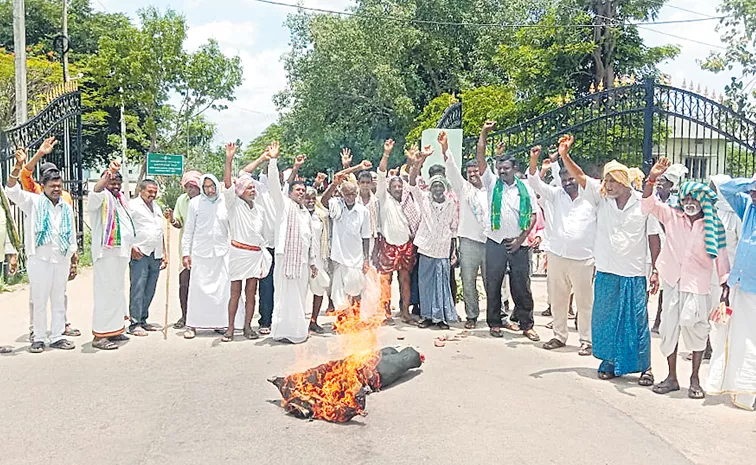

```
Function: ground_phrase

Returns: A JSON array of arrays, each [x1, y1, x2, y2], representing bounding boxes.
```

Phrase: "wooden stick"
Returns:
[[163, 219, 171, 340]]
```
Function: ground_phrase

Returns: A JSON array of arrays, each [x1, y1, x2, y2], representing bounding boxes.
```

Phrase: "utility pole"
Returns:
[[62, 0, 69, 82], [13, 0, 28, 125]]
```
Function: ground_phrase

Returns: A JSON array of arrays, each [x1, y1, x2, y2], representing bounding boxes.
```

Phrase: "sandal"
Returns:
[[578, 344, 593, 356], [464, 320, 476, 329], [598, 371, 617, 380], [688, 386, 706, 399], [652, 380, 680, 395], [92, 338, 118, 350], [489, 328, 504, 338], [110, 334, 130, 342], [259, 327, 271, 335], [244, 327, 260, 340], [437, 322, 450, 330], [50, 339, 75, 350], [183, 328, 196, 339], [502, 321, 520, 332], [142, 323, 162, 332], [0, 346, 12, 354], [638, 371, 655, 387], [173, 318, 186, 329], [542, 338, 566, 350], [129, 327, 148, 337], [221, 332, 234, 343], [63, 325, 81, 337], [523, 329, 541, 342], [418, 319, 433, 329], [400, 318, 418, 326], [29, 341, 45, 353], [308, 323, 325, 335]]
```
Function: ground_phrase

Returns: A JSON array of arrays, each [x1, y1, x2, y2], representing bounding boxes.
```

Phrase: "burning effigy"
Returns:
[[268, 270, 424, 423], [268, 346, 424, 422]]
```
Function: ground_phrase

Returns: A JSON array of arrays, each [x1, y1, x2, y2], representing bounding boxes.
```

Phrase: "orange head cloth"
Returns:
[[601, 159, 630, 196], [627, 167, 645, 191], [181, 170, 202, 189]]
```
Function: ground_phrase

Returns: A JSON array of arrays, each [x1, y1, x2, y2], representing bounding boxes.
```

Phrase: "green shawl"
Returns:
[[491, 177, 532, 232]]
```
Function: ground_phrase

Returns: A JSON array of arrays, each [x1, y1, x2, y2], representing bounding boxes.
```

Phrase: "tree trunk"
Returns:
[[590, 0, 617, 89]]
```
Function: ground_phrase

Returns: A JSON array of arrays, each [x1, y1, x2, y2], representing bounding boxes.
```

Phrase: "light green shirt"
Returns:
[[174, 193, 190, 256]]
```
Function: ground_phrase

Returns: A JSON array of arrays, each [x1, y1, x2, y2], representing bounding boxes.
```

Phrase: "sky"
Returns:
[[93, 0, 735, 147]]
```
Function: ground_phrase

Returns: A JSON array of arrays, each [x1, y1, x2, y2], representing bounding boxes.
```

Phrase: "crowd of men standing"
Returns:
[[2, 121, 756, 411]]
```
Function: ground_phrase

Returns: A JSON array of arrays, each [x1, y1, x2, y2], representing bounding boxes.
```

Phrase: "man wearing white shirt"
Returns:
[[477, 121, 540, 342], [88, 163, 136, 351], [127, 179, 167, 337], [6, 150, 78, 353], [527, 141, 597, 355], [443, 136, 489, 329], [560, 138, 661, 386], [321, 175, 371, 308]]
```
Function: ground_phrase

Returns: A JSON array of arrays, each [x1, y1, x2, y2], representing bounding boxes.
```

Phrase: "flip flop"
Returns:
[[221, 332, 234, 342], [464, 320, 476, 329], [489, 328, 504, 338], [688, 387, 706, 399], [183, 328, 196, 339], [92, 338, 118, 350], [598, 371, 617, 380], [652, 381, 680, 395], [542, 338, 566, 350], [638, 371, 655, 387], [259, 327, 271, 335]]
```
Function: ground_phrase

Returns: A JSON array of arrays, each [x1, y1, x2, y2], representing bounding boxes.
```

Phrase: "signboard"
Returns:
[[146, 153, 184, 177], [420, 129, 463, 180]]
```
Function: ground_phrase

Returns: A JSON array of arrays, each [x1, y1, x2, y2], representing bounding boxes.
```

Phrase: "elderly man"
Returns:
[[266, 142, 317, 344], [321, 172, 372, 309], [527, 138, 597, 355], [706, 173, 756, 410], [128, 179, 167, 337], [221, 143, 272, 341], [7, 149, 78, 353], [165, 170, 202, 329], [88, 162, 135, 350], [642, 157, 730, 400], [375, 139, 421, 325], [182, 173, 243, 339], [560, 146, 661, 385], [476, 121, 540, 342]]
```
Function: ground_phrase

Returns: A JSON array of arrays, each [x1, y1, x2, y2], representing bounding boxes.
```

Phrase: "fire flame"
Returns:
[[274, 269, 389, 422]]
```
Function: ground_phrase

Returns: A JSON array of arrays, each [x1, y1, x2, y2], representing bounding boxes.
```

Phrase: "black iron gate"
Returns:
[[1, 83, 85, 253], [465, 79, 756, 180]]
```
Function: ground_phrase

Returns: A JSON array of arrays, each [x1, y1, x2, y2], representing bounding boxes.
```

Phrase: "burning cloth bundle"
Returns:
[[269, 347, 423, 422]]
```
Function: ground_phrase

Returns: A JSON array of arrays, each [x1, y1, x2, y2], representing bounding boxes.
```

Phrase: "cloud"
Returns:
[[185, 21, 260, 51]]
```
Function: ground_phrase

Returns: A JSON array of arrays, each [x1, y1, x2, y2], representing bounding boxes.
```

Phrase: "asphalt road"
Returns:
[[1, 230, 754, 465]]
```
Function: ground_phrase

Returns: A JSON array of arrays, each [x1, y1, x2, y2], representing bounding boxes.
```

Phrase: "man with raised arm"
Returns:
[[559, 137, 661, 386], [7, 148, 78, 353], [267, 142, 317, 344], [88, 161, 135, 350], [220, 143, 273, 342], [476, 121, 540, 342], [374, 139, 421, 325], [527, 138, 597, 355]]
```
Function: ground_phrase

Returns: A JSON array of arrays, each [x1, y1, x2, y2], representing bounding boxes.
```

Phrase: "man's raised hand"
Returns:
[[383, 139, 395, 155], [558, 135, 575, 158], [360, 160, 373, 170], [495, 141, 506, 157], [438, 131, 449, 152], [648, 156, 671, 182], [39, 136, 58, 155], [482, 120, 496, 134], [268, 142, 280, 159], [225, 142, 237, 160], [530, 145, 543, 161], [294, 154, 307, 168], [14, 148, 28, 166], [341, 148, 352, 168]]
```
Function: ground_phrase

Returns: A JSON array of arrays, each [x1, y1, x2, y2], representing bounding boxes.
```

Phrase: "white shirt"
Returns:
[[181, 195, 229, 259], [357, 192, 380, 238], [128, 196, 164, 259], [6, 184, 77, 262], [482, 168, 538, 243], [88, 189, 135, 262], [526, 173, 596, 261], [223, 187, 266, 247], [268, 159, 314, 264], [328, 198, 371, 268], [445, 154, 488, 243], [376, 168, 411, 246], [409, 184, 458, 259], [580, 178, 662, 277]]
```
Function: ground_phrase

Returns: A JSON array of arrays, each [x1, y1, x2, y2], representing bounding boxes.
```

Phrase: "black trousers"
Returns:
[[485, 239, 534, 331], [258, 248, 275, 328]]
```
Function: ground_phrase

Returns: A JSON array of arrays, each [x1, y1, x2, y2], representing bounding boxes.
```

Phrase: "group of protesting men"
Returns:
[[2, 120, 756, 411]]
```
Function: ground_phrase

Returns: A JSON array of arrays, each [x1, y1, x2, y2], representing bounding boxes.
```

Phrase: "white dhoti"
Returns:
[[659, 281, 711, 357], [228, 245, 272, 282], [187, 254, 245, 329], [331, 261, 366, 309], [707, 286, 756, 410], [271, 256, 309, 344], [28, 256, 69, 344], [92, 254, 128, 338]]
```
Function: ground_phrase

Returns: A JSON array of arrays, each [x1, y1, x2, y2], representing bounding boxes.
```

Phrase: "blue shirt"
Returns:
[[721, 178, 756, 293]]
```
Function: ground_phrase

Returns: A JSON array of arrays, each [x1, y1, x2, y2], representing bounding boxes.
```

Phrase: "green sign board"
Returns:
[[146, 153, 184, 177]]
